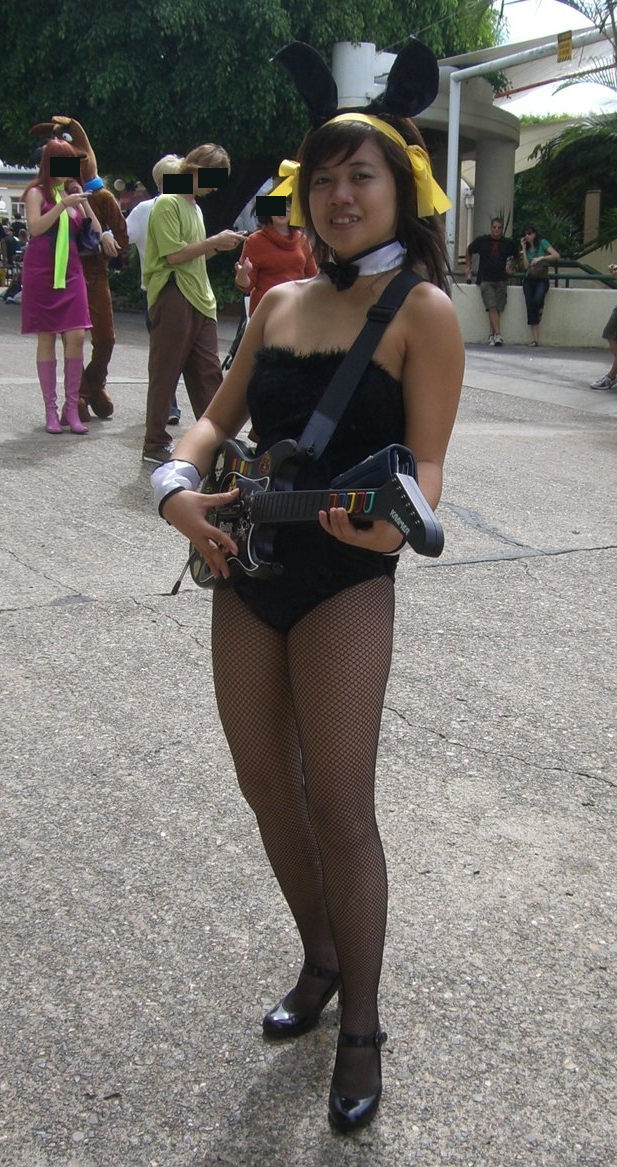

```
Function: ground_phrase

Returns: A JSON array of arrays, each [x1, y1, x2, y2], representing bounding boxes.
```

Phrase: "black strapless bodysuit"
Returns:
[[232, 346, 406, 632]]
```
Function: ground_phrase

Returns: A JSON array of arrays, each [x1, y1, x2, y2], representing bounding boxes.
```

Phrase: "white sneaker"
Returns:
[[493, 333, 504, 346], [590, 374, 614, 390], [487, 334, 496, 346], [141, 444, 174, 465]]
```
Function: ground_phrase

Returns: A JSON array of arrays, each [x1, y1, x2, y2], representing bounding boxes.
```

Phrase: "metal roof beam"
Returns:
[[445, 27, 606, 263]]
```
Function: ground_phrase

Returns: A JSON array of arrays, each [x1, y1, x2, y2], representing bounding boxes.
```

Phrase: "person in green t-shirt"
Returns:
[[142, 143, 246, 464], [520, 225, 560, 346]]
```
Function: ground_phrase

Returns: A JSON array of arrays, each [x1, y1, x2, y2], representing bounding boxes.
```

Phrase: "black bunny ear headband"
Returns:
[[269, 39, 450, 222], [272, 38, 440, 125]]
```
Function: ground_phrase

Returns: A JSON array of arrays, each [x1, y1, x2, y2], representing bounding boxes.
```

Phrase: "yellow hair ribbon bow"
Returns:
[[407, 145, 451, 217], [328, 113, 451, 218], [271, 114, 450, 227], [269, 159, 304, 226]]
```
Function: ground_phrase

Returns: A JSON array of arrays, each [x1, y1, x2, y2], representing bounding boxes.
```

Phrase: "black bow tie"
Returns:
[[320, 260, 360, 290]]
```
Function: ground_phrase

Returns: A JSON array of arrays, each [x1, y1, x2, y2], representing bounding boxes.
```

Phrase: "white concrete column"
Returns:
[[584, 190, 601, 243], [332, 42, 378, 107], [473, 139, 517, 236]]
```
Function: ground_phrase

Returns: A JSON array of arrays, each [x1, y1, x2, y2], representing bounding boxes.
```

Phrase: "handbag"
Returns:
[[76, 217, 101, 256], [527, 259, 549, 279]]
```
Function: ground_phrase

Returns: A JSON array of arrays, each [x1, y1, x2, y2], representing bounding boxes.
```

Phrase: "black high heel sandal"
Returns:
[[328, 1029, 387, 1133], [262, 960, 341, 1039]]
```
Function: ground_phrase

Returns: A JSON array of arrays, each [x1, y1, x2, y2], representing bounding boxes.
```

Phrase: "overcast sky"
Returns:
[[496, 0, 617, 114]]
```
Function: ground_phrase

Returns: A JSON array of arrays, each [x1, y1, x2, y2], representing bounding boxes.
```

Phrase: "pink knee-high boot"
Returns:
[[37, 360, 62, 434], [60, 358, 88, 434]]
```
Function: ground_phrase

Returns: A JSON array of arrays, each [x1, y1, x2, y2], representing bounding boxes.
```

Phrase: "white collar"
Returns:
[[329, 238, 407, 276]]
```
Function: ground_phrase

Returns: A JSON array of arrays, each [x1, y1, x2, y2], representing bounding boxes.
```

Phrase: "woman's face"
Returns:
[[308, 137, 398, 258], [271, 200, 291, 227]]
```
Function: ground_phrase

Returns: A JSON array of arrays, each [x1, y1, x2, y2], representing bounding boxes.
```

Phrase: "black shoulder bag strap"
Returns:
[[295, 268, 423, 461]]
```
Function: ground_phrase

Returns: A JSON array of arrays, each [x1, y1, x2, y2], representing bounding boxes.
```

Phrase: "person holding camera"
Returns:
[[141, 143, 246, 466], [21, 138, 101, 434], [520, 225, 559, 346], [126, 153, 185, 425]]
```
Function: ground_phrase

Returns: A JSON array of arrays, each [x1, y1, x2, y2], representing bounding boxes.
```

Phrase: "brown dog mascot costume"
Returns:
[[30, 117, 129, 421]]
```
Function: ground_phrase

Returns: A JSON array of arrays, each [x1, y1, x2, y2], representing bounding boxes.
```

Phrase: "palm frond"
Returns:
[[532, 110, 617, 167], [574, 207, 617, 254], [554, 52, 617, 92], [553, 0, 617, 34]]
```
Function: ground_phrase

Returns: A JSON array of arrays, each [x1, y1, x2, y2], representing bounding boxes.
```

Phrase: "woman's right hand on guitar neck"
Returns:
[[162, 488, 240, 580]]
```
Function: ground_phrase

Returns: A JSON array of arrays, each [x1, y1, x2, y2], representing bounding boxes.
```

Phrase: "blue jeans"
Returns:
[[523, 277, 549, 326]]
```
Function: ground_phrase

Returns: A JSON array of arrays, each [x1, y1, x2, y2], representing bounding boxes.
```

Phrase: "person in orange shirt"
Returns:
[[234, 192, 317, 314]]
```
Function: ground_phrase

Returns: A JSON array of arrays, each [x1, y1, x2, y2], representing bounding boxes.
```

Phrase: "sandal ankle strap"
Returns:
[[337, 1029, 387, 1049]]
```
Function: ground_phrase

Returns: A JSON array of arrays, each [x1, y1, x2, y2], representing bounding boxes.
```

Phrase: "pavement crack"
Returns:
[[130, 596, 210, 650], [384, 706, 616, 788], [432, 543, 617, 567], [439, 504, 617, 564], [4, 547, 86, 598], [442, 502, 537, 550]]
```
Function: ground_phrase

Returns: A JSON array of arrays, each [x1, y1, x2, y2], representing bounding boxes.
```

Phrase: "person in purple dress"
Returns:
[[21, 139, 101, 434]]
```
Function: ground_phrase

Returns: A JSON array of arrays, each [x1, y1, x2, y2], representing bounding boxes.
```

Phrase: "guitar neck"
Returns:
[[250, 486, 377, 524], [247, 473, 444, 557]]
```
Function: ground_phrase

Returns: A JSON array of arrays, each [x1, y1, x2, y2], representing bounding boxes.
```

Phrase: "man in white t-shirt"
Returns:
[[126, 154, 184, 425]]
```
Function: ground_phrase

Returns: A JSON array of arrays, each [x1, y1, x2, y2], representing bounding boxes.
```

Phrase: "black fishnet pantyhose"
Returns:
[[211, 576, 394, 1097]]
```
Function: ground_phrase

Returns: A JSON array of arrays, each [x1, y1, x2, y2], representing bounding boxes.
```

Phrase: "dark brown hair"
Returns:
[[296, 115, 450, 292]]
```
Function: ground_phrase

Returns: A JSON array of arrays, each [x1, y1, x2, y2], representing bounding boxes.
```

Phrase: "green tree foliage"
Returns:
[[514, 166, 581, 255], [1, 0, 498, 227], [517, 113, 617, 253]]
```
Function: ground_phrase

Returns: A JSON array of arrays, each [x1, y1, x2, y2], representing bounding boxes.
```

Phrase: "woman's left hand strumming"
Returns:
[[318, 509, 403, 554]]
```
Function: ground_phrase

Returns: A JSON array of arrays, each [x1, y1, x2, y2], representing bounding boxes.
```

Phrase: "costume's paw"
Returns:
[[78, 396, 92, 424], [89, 390, 114, 419]]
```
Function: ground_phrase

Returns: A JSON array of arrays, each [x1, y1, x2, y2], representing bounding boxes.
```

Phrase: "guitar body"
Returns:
[[189, 438, 298, 586], [187, 439, 444, 588]]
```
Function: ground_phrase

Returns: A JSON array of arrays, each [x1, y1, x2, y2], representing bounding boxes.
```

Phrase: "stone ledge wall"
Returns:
[[453, 283, 613, 347]]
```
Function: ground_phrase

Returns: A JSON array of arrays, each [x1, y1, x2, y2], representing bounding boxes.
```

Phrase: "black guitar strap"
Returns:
[[295, 268, 423, 461]]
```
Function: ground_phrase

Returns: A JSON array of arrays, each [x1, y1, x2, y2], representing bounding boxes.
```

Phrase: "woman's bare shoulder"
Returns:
[[261, 275, 321, 303], [401, 278, 459, 327], [252, 275, 321, 326]]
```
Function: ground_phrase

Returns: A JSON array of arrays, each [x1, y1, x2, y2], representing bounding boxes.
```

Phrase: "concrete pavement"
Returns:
[[1, 302, 616, 1167]]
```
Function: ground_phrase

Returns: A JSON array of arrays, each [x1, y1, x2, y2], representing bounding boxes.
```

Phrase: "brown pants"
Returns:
[[144, 279, 222, 454], [81, 261, 115, 398]]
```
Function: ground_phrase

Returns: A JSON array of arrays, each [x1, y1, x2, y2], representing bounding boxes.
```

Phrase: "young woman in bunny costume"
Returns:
[[152, 38, 463, 1133]]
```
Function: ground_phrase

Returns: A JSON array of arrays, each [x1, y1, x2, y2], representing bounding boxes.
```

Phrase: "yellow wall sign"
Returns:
[[557, 31, 573, 62]]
